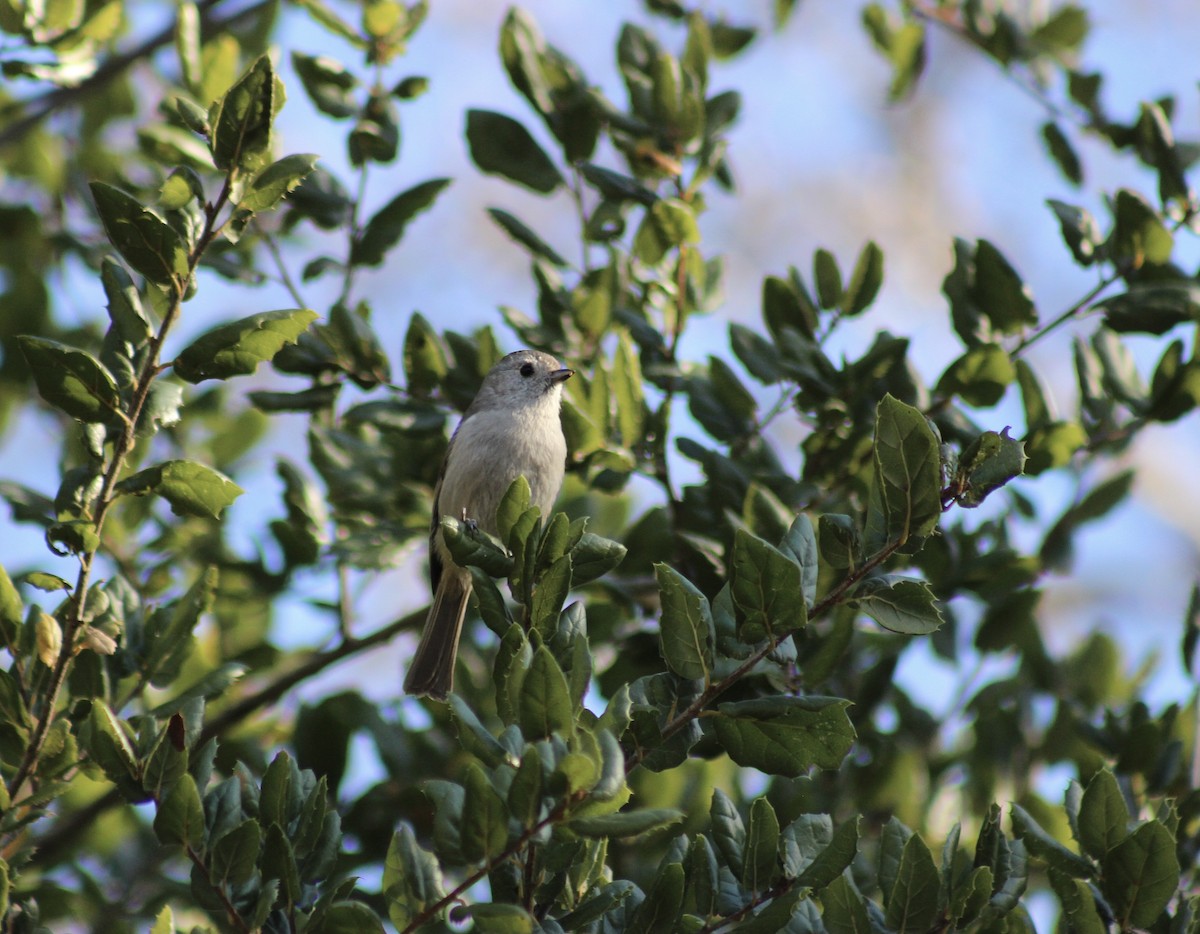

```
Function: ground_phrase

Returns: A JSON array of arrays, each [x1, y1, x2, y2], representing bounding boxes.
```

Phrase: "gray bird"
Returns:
[[404, 349, 573, 699]]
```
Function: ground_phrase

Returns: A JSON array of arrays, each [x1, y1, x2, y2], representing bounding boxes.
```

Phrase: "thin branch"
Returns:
[[258, 222, 308, 308], [1009, 270, 1120, 357]]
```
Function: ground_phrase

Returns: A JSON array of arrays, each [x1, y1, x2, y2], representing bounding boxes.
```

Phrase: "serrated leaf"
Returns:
[[174, 309, 318, 383], [954, 428, 1026, 507], [441, 517, 513, 577], [1100, 821, 1178, 929], [1010, 803, 1094, 878], [115, 460, 242, 519], [237, 153, 319, 214], [866, 394, 941, 549], [1078, 769, 1130, 860], [655, 563, 714, 681], [351, 178, 451, 266], [852, 576, 943, 634], [18, 337, 122, 422], [713, 696, 855, 775], [210, 55, 274, 171]]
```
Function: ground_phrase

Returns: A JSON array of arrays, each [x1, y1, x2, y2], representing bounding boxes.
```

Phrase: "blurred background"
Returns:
[[2, 0, 1199, 773]]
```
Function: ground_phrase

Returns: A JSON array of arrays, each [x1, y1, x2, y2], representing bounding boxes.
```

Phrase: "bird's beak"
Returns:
[[550, 368, 574, 383]]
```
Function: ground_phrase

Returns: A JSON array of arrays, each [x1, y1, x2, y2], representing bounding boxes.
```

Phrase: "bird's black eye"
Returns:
[[519, 363, 535, 377]]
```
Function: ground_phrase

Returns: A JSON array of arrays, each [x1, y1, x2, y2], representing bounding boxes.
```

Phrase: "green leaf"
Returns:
[[778, 514, 818, 609], [632, 198, 699, 265], [115, 460, 242, 519], [463, 903, 536, 934], [822, 872, 872, 934], [402, 312, 448, 396], [1078, 769, 1130, 860], [953, 428, 1026, 507], [237, 153, 319, 214], [1047, 199, 1102, 265], [448, 696, 509, 768], [212, 818, 262, 887], [937, 343, 1015, 408], [841, 240, 884, 315], [1042, 120, 1083, 185], [866, 394, 941, 549], [351, 178, 452, 266], [1010, 803, 1093, 878], [519, 645, 574, 739], [710, 788, 746, 877], [971, 240, 1037, 334], [713, 696, 855, 775], [1109, 188, 1174, 270], [852, 576, 943, 635], [17, 337, 122, 422], [442, 517, 513, 578], [530, 555, 572, 637], [154, 773, 205, 848], [1040, 471, 1134, 570], [813, 248, 842, 309], [465, 109, 563, 194], [730, 529, 807, 643], [0, 566, 21, 644], [102, 256, 152, 344], [460, 761, 509, 863], [612, 331, 646, 448], [1023, 420, 1086, 475], [742, 797, 780, 891], [309, 902, 385, 933], [762, 274, 817, 339], [785, 816, 860, 888], [383, 825, 444, 929], [569, 808, 684, 838], [655, 563, 714, 681], [210, 55, 275, 172], [1100, 821, 1179, 929], [1098, 280, 1200, 335], [174, 309, 317, 383], [291, 52, 358, 118], [570, 533, 626, 586], [884, 832, 940, 934], [85, 700, 140, 795], [580, 163, 657, 205], [487, 208, 568, 266], [1049, 871, 1105, 934], [90, 182, 190, 285]]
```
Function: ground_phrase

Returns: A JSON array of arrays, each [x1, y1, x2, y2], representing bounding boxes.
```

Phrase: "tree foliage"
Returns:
[[0, 0, 1198, 931]]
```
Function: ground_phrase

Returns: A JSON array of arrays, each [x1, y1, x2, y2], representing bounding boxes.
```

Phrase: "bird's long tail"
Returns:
[[404, 571, 471, 700]]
